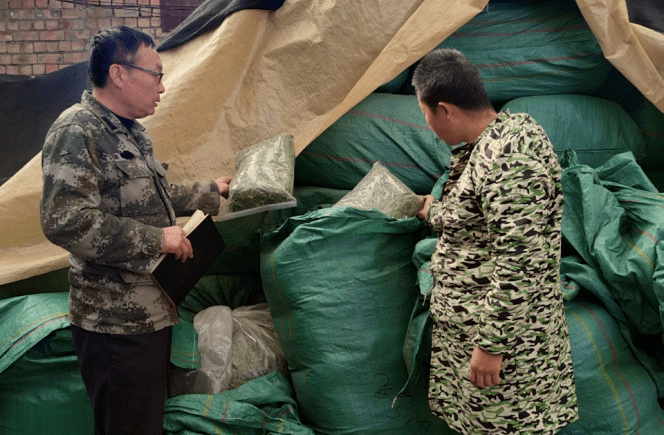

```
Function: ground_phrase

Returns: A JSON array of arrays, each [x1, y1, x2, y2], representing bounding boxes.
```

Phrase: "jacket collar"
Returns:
[[81, 90, 147, 137]]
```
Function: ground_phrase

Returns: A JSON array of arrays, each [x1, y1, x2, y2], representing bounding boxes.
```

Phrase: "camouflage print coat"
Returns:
[[425, 110, 578, 434], [41, 91, 221, 335]]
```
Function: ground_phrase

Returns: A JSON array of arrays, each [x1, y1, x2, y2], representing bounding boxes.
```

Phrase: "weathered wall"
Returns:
[[0, 0, 167, 75]]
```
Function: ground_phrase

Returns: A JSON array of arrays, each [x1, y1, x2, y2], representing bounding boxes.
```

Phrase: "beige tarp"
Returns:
[[0, 0, 662, 287]]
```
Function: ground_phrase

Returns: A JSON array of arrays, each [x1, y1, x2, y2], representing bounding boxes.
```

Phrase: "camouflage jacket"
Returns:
[[41, 91, 221, 335], [425, 110, 578, 434]]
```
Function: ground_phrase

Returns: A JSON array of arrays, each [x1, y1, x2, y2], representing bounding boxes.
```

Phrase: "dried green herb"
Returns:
[[334, 161, 424, 219], [223, 134, 296, 216]]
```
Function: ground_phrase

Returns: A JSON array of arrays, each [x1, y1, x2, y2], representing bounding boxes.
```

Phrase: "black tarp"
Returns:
[[0, 62, 89, 187], [626, 0, 664, 34], [156, 0, 285, 52]]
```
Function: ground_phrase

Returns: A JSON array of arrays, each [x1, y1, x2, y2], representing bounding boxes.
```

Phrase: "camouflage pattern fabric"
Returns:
[[425, 110, 578, 434], [41, 91, 221, 335]]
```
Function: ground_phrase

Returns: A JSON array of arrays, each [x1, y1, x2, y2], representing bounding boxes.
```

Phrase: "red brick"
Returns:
[[150, 0, 159, 5], [23, 0, 34, 6], [10, 9, 35, 20], [33, 41, 46, 51], [124, 17, 137, 27], [63, 51, 86, 63], [115, 8, 138, 18], [20, 42, 33, 52], [71, 39, 85, 50], [0, 21, 5, 32], [12, 53, 37, 64], [0, 32, 12, 42], [45, 63, 58, 73], [46, 41, 58, 51], [85, 19, 99, 31], [19, 64, 32, 75], [19, 20, 33, 30], [46, 9, 60, 18], [48, 0, 61, 8], [0, 0, 7, 9], [13, 31, 39, 41], [0, 42, 5, 53], [150, 17, 160, 27], [72, 19, 85, 30], [45, 20, 58, 30], [137, 17, 150, 28], [58, 40, 70, 51], [111, 18, 124, 26], [33, 63, 45, 74], [40, 30, 64, 40], [98, 18, 111, 28], [7, 21, 18, 31], [33, 20, 45, 30], [0, 54, 11, 63], [6, 65, 19, 74], [6, 42, 19, 53], [0, 66, 5, 74], [65, 29, 89, 40], [35, 0, 48, 7], [38, 53, 62, 63], [60, 20, 71, 30], [62, 0, 74, 8], [61, 9, 81, 19], [9, 0, 21, 8]]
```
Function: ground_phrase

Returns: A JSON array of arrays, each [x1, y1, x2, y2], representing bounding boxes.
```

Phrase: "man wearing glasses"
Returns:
[[40, 26, 231, 435]]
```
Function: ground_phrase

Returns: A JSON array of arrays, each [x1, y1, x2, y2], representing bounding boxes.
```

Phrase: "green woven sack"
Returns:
[[561, 151, 664, 336], [501, 95, 645, 168], [0, 293, 93, 435], [560, 298, 664, 434], [429, 0, 612, 103], [600, 67, 664, 171], [164, 372, 313, 435], [295, 93, 449, 195], [260, 207, 455, 434]]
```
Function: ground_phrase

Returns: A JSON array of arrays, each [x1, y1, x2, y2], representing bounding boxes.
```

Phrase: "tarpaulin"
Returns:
[[0, 0, 662, 288]]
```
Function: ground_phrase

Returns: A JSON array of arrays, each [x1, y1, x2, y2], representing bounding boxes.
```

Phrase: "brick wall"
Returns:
[[0, 0, 169, 76]]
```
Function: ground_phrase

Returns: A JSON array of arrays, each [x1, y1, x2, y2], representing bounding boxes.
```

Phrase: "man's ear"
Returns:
[[437, 102, 451, 117], [107, 64, 126, 89]]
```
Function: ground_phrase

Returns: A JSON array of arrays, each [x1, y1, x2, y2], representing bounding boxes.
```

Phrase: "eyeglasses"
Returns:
[[118, 63, 164, 84]]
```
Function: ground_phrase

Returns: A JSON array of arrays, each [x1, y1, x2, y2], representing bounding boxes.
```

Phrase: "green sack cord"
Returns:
[[333, 161, 424, 219], [219, 133, 297, 221]]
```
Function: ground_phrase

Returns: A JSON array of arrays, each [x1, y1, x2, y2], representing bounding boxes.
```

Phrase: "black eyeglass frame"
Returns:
[[117, 63, 164, 83]]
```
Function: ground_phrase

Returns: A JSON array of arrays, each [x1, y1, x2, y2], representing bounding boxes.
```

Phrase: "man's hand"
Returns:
[[215, 176, 233, 199], [469, 346, 503, 388], [416, 195, 435, 220], [161, 226, 193, 262]]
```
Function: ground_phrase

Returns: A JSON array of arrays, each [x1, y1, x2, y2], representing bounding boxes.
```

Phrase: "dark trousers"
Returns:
[[71, 325, 172, 435]]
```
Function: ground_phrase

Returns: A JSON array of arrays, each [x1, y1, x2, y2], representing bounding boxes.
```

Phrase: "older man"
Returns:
[[40, 26, 231, 435], [414, 48, 578, 434]]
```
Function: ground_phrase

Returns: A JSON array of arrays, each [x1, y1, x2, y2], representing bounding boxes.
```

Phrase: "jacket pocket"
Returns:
[[114, 159, 165, 218]]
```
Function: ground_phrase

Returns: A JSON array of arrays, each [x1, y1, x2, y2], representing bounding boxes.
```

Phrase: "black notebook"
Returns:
[[151, 210, 225, 306]]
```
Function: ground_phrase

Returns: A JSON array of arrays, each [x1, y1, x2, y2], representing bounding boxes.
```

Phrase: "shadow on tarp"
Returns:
[[0, 62, 90, 187]]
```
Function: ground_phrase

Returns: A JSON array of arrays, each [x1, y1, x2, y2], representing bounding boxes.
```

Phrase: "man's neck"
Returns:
[[92, 87, 134, 120], [462, 108, 498, 144]]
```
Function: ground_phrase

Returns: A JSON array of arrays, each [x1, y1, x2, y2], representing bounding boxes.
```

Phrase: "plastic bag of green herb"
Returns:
[[333, 161, 425, 219], [218, 133, 297, 221], [228, 303, 289, 390]]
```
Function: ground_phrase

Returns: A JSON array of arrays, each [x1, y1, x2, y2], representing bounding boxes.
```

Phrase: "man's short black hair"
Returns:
[[88, 26, 156, 88], [412, 48, 492, 113]]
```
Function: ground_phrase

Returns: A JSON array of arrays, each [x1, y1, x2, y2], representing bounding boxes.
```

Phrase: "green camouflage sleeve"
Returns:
[[41, 124, 164, 273], [169, 181, 221, 217], [474, 153, 554, 354], [426, 200, 446, 232]]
